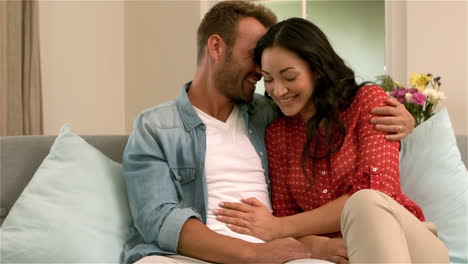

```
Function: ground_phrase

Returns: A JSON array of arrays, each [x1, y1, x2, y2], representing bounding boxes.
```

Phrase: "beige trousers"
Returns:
[[341, 189, 449, 263]]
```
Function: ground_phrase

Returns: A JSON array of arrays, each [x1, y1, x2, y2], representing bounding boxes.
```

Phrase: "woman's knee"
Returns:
[[346, 189, 385, 210], [341, 189, 390, 223]]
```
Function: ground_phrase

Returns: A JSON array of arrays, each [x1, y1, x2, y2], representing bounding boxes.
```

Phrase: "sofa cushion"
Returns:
[[0, 134, 128, 226], [400, 108, 468, 264], [0, 124, 132, 263]]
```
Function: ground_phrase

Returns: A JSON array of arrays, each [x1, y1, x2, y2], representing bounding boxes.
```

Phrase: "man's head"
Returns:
[[197, 1, 277, 103], [197, 1, 276, 63]]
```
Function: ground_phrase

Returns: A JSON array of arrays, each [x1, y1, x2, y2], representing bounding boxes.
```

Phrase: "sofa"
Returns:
[[1, 134, 467, 223], [1, 110, 467, 263]]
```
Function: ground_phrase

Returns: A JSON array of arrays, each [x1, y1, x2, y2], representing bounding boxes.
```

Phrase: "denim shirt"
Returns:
[[122, 82, 279, 264]]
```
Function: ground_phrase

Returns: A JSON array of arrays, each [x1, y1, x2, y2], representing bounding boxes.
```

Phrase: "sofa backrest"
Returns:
[[0, 135, 128, 225], [1, 134, 467, 225]]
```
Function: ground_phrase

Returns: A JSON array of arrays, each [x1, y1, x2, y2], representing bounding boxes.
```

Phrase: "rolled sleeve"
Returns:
[[158, 208, 202, 252], [347, 86, 401, 197]]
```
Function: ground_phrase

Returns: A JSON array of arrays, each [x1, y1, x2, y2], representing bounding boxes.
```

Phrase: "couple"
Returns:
[[123, 1, 448, 264]]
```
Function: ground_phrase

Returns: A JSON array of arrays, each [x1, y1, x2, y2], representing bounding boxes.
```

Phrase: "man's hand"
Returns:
[[298, 235, 348, 264], [251, 237, 312, 264], [215, 197, 281, 241], [370, 97, 415, 141]]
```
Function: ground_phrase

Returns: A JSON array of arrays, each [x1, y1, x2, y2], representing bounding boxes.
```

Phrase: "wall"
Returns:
[[406, 1, 467, 136], [39, 0, 126, 135], [38, 0, 467, 136], [124, 1, 199, 132], [255, 0, 385, 95], [386, 0, 467, 136], [308, 0, 385, 82]]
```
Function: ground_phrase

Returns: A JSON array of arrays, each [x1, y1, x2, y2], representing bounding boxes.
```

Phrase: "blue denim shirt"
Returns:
[[122, 82, 279, 263]]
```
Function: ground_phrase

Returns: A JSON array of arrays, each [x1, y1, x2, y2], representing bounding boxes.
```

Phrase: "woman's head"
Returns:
[[256, 18, 365, 186], [254, 17, 360, 118]]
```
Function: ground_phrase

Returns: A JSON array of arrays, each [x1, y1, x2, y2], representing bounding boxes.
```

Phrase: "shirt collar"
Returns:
[[176, 81, 253, 131], [176, 82, 203, 131]]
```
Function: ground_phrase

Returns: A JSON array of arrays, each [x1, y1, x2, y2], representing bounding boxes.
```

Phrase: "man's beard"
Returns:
[[215, 53, 251, 104]]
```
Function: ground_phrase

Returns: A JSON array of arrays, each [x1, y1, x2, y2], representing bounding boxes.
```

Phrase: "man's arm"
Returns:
[[178, 218, 312, 264], [370, 97, 415, 141], [125, 114, 311, 263], [124, 114, 203, 253]]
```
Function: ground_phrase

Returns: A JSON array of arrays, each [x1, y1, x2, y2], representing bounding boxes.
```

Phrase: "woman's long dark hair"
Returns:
[[255, 18, 368, 187]]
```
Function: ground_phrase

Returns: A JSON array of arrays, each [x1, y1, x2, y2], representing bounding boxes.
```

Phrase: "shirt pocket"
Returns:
[[169, 168, 196, 206], [170, 168, 196, 184]]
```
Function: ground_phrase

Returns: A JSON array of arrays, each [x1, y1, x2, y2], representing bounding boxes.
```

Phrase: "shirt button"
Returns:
[[372, 167, 378, 172], [322, 189, 328, 194], [260, 152, 264, 156], [248, 129, 253, 134], [321, 171, 326, 175], [176, 175, 182, 180]]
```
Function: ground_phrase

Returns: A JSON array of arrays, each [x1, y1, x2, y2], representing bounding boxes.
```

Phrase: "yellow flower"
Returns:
[[410, 73, 432, 91], [394, 80, 404, 88]]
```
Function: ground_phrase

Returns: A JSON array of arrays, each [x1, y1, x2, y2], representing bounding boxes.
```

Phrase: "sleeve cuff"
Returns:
[[158, 207, 202, 252]]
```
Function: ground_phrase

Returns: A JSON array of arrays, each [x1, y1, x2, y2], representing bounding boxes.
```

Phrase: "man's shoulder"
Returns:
[[137, 98, 183, 129]]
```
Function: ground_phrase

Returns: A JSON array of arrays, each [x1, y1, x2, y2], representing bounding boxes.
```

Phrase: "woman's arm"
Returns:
[[216, 86, 403, 241]]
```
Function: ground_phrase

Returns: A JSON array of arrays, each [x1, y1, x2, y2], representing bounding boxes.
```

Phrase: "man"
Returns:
[[123, 2, 415, 264]]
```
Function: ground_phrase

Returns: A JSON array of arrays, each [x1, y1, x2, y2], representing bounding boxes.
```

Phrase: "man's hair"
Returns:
[[196, 1, 277, 63]]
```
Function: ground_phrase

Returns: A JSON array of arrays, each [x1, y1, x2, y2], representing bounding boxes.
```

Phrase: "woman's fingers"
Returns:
[[242, 197, 264, 207], [216, 215, 249, 227], [219, 201, 253, 212], [214, 208, 248, 220]]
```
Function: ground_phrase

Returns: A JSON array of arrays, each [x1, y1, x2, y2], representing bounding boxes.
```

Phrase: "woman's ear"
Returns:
[[206, 34, 226, 61]]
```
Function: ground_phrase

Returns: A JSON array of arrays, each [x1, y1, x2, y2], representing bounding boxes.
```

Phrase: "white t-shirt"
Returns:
[[194, 106, 272, 243]]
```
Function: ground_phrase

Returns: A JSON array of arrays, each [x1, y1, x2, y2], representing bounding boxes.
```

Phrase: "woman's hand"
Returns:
[[214, 197, 282, 241], [298, 235, 348, 264]]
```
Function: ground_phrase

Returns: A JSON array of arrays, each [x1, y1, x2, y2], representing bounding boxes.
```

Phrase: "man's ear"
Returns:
[[206, 34, 226, 61]]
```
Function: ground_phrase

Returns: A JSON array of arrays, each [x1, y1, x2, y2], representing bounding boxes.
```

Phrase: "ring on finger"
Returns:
[[396, 125, 402, 133]]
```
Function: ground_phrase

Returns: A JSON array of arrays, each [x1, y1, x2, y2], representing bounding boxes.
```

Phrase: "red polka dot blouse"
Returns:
[[266, 85, 425, 224]]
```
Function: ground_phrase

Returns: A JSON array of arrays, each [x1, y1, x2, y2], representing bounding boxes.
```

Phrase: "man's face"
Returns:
[[216, 17, 267, 103]]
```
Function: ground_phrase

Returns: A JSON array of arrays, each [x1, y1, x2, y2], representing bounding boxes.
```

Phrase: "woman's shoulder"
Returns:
[[355, 84, 388, 100], [350, 84, 388, 110], [355, 84, 387, 101]]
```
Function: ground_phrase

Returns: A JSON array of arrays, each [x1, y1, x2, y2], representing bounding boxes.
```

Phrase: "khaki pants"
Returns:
[[341, 189, 449, 263]]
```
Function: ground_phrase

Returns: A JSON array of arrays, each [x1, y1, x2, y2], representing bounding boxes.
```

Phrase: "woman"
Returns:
[[214, 18, 449, 263]]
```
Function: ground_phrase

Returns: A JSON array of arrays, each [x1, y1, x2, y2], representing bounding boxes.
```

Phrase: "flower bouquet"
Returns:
[[376, 73, 446, 126]]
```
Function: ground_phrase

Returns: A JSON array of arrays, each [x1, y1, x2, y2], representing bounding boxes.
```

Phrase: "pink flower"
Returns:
[[412, 92, 426, 106], [390, 88, 409, 103]]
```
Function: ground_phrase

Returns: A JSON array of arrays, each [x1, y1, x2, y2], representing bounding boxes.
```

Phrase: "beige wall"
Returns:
[[386, 0, 468, 136], [407, 1, 467, 136], [39, 0, 126, 135], [124, 1, 199, 132], [39, 0, 467, 136]]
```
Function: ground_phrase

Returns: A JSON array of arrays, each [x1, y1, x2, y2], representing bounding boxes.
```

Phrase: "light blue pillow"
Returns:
[[0, 125, 131, 263], [400, 108, 468, 264]]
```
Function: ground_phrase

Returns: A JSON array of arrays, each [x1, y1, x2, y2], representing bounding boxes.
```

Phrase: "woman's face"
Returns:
[[261, 46, 319, 120]]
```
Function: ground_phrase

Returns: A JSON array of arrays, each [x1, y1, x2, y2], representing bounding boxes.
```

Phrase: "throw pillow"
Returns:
[[1, 125, 131, 263], [400, 108, 468, 264]]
